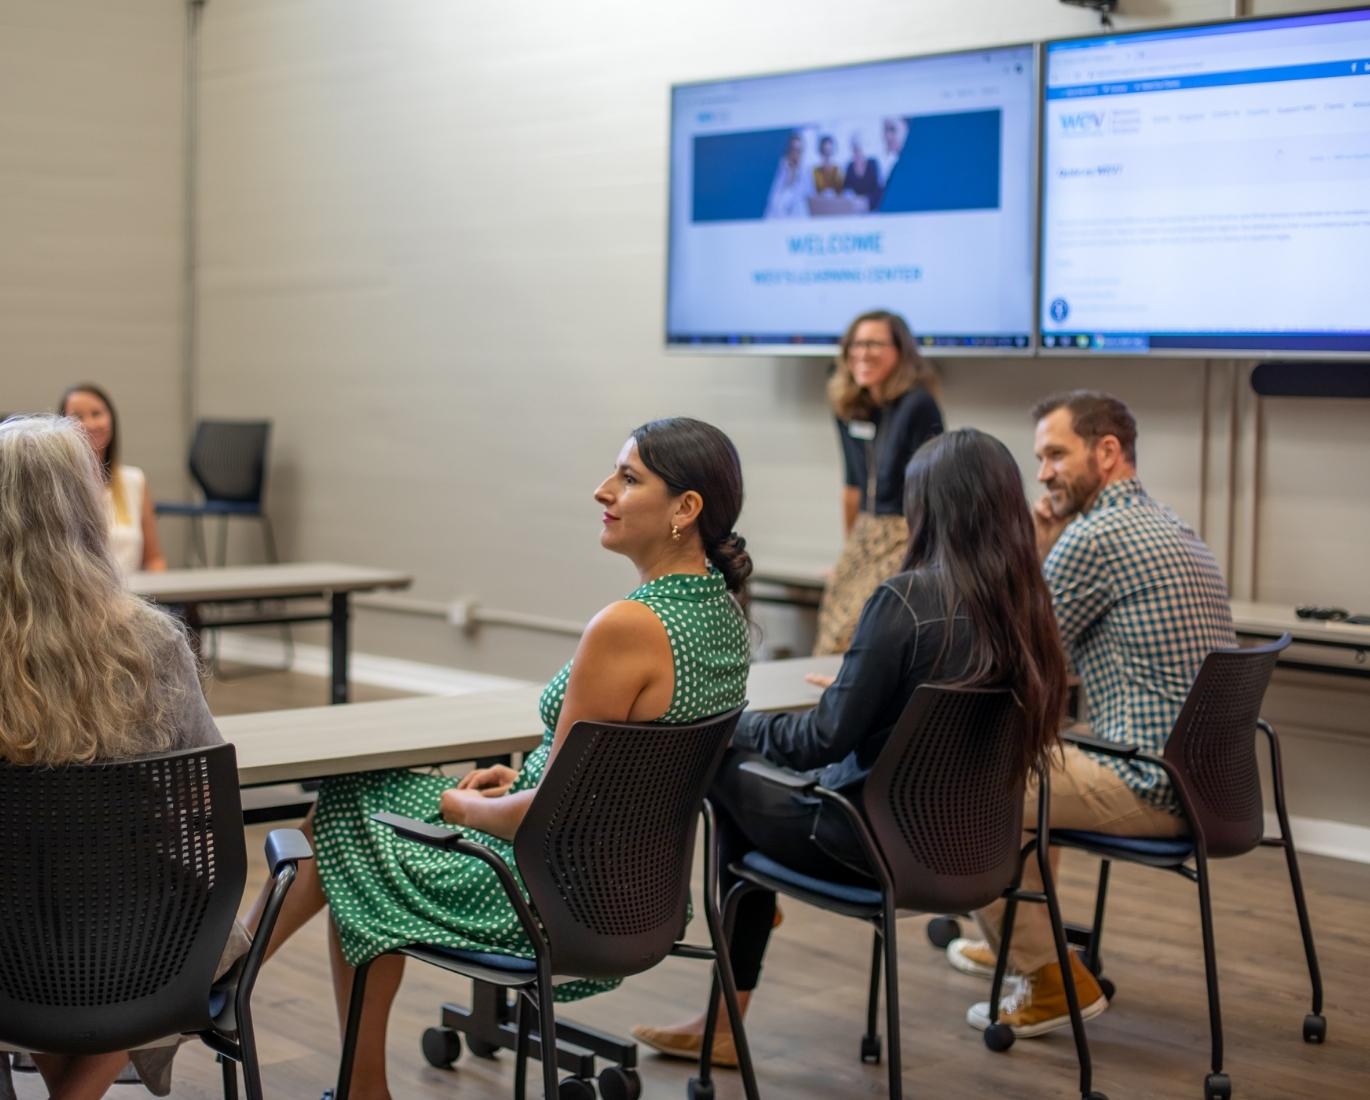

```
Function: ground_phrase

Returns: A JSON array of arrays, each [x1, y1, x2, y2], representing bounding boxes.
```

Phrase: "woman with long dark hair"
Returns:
[[243, 417, 753, 1100], [633, 427, 1068, 1065]]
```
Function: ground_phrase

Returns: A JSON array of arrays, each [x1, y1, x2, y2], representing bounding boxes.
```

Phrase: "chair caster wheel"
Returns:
[[558, 1076, 596, 1100], [926, 916, 962, 948], [1303, 1013, 1326, 1043], [420, 1026, 461, 1068], [860, 1034, 881, 1063], [1085, 1092, 1109, 1100], [687, 1077, 715, 1100], [1204, 1071, 1231, 1100], [1099, 976, 1117, 1001], [983, 1023, 1015, 1052], [599, 1065, 642, 1100]]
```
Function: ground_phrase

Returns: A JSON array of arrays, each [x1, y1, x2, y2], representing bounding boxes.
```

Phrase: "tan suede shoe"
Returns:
[[630, 1024, 739, 1068], [966, 953, 1108, 1038]]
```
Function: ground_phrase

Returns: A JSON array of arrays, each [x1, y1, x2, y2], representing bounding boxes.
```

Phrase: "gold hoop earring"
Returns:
[[671, 524, 681, 543]]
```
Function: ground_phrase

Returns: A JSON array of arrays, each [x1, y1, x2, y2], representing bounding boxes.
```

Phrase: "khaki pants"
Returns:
[[973, 742, 1185, 974]]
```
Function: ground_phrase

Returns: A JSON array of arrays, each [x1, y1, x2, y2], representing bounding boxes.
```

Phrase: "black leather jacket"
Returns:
[[733, 568, 973, 792]]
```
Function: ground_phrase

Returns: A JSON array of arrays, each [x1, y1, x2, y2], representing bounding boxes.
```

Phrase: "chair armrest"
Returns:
[[374, 812, 547, 950], [738, 759, 817, 794], [1061, 730, 1138, 759], [371, 811, 464, 849], [264, 828, 313, 878]]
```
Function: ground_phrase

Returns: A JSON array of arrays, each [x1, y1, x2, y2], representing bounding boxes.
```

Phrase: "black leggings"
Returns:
[[710, 750, 877, 991]]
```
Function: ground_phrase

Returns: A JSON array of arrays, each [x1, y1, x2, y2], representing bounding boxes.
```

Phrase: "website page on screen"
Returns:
[[1041, 9, 1370, 354], [667, 46, 1036, 350]]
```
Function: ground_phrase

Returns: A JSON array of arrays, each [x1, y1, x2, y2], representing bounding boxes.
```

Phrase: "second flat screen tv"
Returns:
[[1041, 6, 1370, 356], [667, 45, 1038, 354]]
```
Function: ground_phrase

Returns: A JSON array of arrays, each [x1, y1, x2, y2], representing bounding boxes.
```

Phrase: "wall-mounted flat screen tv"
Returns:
[[1040, 6, 1370, 357], [667, 44, 1038, 355]]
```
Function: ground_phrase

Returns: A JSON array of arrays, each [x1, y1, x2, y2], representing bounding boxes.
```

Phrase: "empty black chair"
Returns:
[[720, 685, 1103, 1100], [1047, 634, 1322, 1100], [335, 707, 759, 1100], [0, 743, 312, 1100], [157, 419, 280, 567]]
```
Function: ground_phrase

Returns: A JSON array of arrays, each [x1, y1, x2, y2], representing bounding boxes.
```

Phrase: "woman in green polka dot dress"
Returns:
[[248, 418, 752, 1100]]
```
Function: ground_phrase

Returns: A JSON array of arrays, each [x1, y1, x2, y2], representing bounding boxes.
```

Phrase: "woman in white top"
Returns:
[[59, 383, 166, 573]]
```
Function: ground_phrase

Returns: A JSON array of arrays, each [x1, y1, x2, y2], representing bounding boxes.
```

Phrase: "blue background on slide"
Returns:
[[692, 128, 795, 222], [690, 110, 1001, 222], [880, 109, 1001, 212]]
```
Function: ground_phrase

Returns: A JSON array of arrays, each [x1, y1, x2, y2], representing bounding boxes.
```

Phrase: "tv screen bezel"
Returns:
[[664, 40, 1042, 359], [1037, 4, 1370, 360]]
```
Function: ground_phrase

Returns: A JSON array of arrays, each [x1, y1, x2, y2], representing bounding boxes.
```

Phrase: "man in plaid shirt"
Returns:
[[955, 391, 1236, 1038]]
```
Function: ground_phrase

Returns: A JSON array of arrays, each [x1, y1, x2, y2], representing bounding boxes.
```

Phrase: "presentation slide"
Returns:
[[667, 46, 1036, 352], [1041, 8, 1370, 355]]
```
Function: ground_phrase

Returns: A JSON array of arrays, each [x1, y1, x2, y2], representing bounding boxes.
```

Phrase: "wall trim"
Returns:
[[1269, 812, 1370, 866], [212, 634, 528, 697]]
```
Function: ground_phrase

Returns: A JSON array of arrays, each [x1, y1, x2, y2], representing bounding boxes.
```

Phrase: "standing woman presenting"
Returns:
[[814, 310, 941, 655], [59, 383, 167, 573]]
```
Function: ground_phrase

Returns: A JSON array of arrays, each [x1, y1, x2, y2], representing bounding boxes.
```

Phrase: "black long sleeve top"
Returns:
[[733, 568, 974, 792]]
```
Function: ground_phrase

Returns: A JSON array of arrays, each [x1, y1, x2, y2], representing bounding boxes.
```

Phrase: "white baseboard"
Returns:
[[212, 634, 529, 697], [1269, 812, 1370, 865]]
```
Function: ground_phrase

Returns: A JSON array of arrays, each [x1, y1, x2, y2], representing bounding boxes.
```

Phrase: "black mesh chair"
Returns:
[[0, 743, 312, 1100], [1046, 634, 1323, 1100], [334, 707, 759, 1100], [156, 420, 280, 567], [722, 685, 1103, 1100]]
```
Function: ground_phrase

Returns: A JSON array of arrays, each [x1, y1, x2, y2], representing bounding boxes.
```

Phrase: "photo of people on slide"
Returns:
[[691, 108, 1001, 224], [762, 119, 907, 217]]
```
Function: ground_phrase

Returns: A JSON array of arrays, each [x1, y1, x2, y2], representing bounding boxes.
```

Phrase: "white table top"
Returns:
[[750, 559, 828, 590], [129, 562, 413, 603], [749, 559, 1370, 652], [1229, 600, 1370, 649], [227, 655, 842, 786]]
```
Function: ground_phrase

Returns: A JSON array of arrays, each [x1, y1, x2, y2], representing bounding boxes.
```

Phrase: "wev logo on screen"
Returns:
[[1058, 111, 1104, 135]]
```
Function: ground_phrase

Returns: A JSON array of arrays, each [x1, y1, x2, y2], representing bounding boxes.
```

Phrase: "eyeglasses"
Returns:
[[848, 339, 894, 354]]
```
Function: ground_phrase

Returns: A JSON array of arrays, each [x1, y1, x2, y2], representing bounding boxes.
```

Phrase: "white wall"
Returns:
[[0, 0, 188, 500], [192, 0, 1370, 833]]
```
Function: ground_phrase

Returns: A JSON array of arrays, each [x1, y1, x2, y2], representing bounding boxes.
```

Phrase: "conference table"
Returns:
[[225, 654, 840, 788], [751, 562, 1370, 679], [1230, 599, 1370, 679], [130, 562, 413, 704]]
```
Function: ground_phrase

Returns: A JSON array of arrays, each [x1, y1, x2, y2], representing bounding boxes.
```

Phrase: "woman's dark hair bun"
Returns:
[[708, 530, 752, 594], [630, 417, 750, 598]]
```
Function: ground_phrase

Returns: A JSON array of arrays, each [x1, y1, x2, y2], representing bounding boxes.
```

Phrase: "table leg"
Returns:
[[331, 592, 350, 704]]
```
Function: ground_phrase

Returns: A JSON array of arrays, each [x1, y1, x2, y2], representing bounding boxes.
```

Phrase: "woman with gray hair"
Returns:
[[0, 415, 242, 1100]]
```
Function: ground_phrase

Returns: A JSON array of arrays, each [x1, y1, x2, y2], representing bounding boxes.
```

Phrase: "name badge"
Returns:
[[848, 420, 876, 441]]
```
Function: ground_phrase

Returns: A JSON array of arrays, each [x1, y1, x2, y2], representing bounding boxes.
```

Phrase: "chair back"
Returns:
[[513, 707, 743, 981], [189, 420, 271, 506], [1163, 634, 1289, 858], [862, 686, 1027, 914], [0, 744, 247, 1054]]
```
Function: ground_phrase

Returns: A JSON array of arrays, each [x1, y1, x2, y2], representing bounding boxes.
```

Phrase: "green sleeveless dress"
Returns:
[[313, 569, 749, 1001]]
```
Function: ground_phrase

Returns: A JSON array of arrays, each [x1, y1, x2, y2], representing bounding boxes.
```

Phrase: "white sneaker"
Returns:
[[946, 937, 1001, 978]]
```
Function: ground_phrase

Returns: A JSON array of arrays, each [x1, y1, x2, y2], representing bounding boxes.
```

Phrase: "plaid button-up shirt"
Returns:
[[1045, 478, 1236, 812]]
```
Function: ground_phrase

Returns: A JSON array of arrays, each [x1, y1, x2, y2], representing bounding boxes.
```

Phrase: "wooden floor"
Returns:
[[15, 669, 1370, 1099]]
